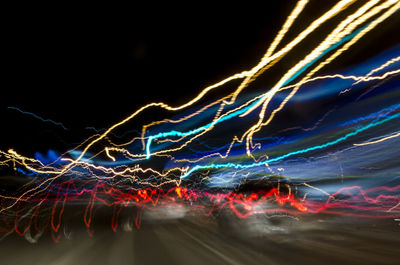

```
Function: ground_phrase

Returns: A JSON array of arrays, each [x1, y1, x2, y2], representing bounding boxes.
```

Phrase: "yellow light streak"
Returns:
[[354, 132, 400, 146], [240, 0, 398, 156], [66, 0, 354, 167], [353, 55, 400, 85]]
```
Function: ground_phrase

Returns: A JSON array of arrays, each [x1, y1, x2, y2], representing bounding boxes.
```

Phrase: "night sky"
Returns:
[[2, 1, 399, 155]]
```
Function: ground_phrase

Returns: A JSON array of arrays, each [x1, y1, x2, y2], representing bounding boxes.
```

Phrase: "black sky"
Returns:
[[2, 1, 399, 155]]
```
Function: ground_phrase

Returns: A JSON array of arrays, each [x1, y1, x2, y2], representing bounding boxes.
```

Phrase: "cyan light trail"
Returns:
[[170, 102, 400, 164], [2, 1, 399, 241], [145, 28, 365, 159], [181, 111, 400, 179], [145, 98, 261, 159], [284, 25, 366, 85]]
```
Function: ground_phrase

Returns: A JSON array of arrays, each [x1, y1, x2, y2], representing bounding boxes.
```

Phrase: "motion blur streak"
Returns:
[[353, 131, 400, 146], [0, 2, 399, 259]]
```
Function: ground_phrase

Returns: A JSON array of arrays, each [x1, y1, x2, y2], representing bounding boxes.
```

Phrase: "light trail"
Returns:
[[353, 131, 400, 146], [143, 68, 399, 159], [65, 0, 356, 166], [353, 55, 400, 85], [241, 0, 399, 156], [1, 0, 399, 240], [180, 112, 400, 179], [8, 106, 69, 130]]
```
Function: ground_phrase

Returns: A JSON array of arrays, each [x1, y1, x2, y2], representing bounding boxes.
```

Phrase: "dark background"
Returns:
[[1, 4, 400, 264], [2, 1, 399, 155], [2, 2, 293, 155]]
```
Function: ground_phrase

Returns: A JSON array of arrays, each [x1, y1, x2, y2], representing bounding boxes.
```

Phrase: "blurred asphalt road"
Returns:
[[0, 214, 399, 265]]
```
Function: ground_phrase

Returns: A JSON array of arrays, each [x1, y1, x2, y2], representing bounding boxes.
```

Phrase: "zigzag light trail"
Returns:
[[142, 0, 399, 161], [0, 0, 399, 242], [65, 0, 357, 165], [144, 67, 399, 159], [7, 106, 69, 131], [241, 0, 399, 156], [180, 111, 400, 179]]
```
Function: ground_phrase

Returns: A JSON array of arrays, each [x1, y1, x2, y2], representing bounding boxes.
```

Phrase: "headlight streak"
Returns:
[[1, 0, 399, 241]]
